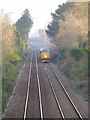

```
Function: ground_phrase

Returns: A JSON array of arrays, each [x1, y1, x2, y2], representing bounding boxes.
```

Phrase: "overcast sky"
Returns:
[[0, 0, 67, 36]]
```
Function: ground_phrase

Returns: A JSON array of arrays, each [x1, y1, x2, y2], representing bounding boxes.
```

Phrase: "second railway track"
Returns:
[[44, 63, 84, 120]]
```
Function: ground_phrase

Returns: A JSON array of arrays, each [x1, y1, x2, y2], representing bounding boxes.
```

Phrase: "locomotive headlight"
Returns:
[[45, 55, 47, 58]]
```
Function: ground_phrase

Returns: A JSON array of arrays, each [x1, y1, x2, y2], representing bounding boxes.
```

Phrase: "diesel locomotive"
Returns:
[[40, 48, 50, 62]]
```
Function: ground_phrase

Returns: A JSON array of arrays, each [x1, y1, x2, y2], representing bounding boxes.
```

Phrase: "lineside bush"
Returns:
[[70, 47, 83, 60]]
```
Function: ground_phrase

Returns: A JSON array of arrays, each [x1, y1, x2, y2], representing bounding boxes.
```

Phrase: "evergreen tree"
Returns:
[[46, 2, 73, 38], [16, 9, 33, 41]]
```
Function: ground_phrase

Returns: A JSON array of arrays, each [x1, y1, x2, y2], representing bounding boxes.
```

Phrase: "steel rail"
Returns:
[[49, 63, 83, 120], [35, 51, 44, 120], [44, 67, 65, 120], [23, 53, 33, 120]]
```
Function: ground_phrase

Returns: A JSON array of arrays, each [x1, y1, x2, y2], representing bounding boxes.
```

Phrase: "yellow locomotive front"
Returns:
[[40, 48, 50, 62]]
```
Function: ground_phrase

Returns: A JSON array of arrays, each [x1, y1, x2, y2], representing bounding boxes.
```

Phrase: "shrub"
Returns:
[[70, 47, 83, 60], [2, 92, 8, 112], [59, 47, 66, 61], [8, 49, 22, 65], [2, 63, 18, 111]]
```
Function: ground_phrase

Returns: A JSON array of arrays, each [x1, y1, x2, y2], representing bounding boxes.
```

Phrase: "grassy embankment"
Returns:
[[2, 53, 28, 112]]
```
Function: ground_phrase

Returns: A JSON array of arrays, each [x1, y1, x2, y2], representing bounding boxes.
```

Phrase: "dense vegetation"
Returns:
[[46, 2, 88, 99], [1, 9, 33, 112]]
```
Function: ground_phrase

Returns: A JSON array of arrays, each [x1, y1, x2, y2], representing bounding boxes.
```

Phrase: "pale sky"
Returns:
[[0, 0, 67, 36]]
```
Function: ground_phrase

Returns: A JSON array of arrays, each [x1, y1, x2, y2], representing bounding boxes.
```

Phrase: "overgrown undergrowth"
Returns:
[[51, 47, 88, 100], [2, 63, 18, 111], [2, 52, 28, 112]]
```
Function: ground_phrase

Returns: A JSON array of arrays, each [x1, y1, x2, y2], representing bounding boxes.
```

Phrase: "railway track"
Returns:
[[3, 49, 87, 119], [23, 52, 33, 120], [35, 50, 43, 120], [44, 63, 84, 120], [44, 67, 65, 120], [23, 50, 43, 120]]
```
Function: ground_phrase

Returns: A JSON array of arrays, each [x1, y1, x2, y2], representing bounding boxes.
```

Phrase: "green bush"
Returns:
[[8, 49, 22, 64], [2, 63, 18, 112], [59, 47, 66, 61], [51, 52, 58, 63], [2, 92, 8, 111], [70, 47, 83, 60]]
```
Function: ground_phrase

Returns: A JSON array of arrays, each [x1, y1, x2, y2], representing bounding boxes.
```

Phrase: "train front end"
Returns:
[[40, 48, 50, 63]]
